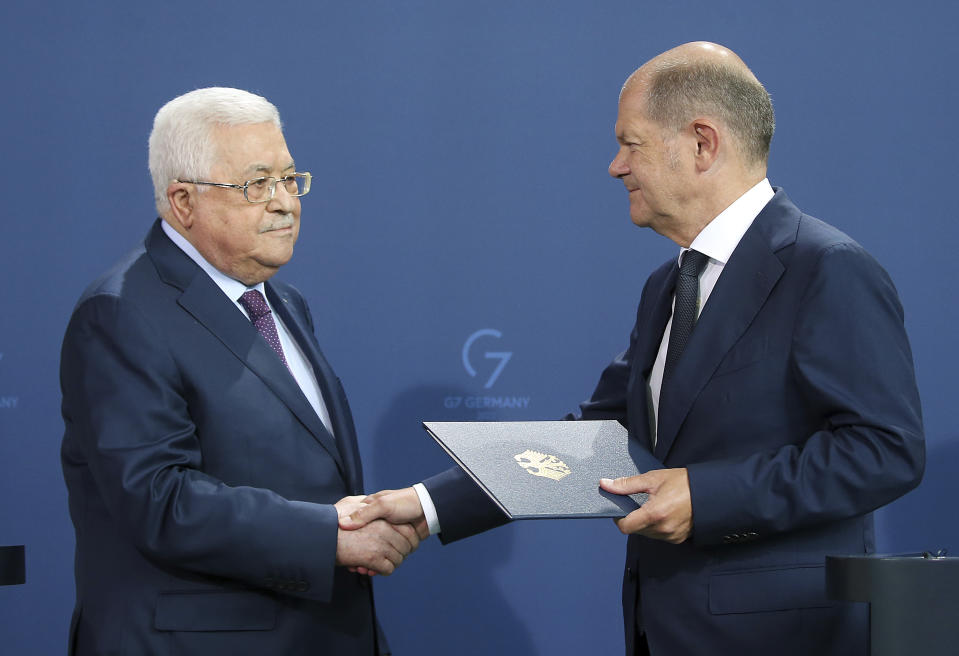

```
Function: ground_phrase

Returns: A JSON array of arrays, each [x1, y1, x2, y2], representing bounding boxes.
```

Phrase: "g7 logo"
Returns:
[[462, 329, 512, 389]]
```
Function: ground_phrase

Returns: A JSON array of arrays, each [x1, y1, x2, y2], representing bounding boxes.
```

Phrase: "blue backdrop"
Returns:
[[1, 2, 956, 654]]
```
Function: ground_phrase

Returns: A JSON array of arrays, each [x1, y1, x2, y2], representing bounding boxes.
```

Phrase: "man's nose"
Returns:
[[268, 181, 297, 212], [609, 149, 628, 178]]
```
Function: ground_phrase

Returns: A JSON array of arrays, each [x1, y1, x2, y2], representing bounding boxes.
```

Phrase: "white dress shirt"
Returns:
[[160, 220, 335, 437], [648, 179, 775, 447]]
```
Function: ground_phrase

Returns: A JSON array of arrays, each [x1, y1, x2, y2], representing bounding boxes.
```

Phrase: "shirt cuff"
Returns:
[[412, 483, 441, 536]]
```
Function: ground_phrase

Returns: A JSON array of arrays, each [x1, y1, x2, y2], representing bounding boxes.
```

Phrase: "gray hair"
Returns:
[[148, 87, 282, 214], [644, 59, 774, 167]]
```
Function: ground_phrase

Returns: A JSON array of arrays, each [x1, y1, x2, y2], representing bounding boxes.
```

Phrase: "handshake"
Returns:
[[334, 488, 428, 576], [332, 467, 694, 576]]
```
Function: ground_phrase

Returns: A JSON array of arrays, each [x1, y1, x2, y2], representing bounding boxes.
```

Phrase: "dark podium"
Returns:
[[826, 552, 958, 656], [0, 545, 25, 586]]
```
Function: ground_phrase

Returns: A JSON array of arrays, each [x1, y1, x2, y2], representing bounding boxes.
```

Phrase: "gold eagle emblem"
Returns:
[[514, 450, 571, 481]]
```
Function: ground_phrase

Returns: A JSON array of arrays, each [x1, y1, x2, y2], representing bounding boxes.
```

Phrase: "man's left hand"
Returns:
[[600, 468, 693, 543]]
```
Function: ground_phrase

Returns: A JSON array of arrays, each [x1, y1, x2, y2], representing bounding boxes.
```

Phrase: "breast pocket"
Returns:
[[712, 337, 770, 379]]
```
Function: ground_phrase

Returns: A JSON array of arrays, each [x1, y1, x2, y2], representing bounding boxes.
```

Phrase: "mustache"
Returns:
[[259, 214, 295, 233]]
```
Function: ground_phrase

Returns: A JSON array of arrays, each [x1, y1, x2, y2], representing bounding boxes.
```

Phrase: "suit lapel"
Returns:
[[638, 265, 679, 381], [653, 192, 798, 461], [269, 286, 363, 493], [145, 221, 347, 475], [627, 264, 678, 448]]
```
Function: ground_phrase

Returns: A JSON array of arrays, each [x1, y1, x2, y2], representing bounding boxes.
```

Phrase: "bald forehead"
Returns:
[[623, 41, 756, 91], [660, 41, 743, 65]]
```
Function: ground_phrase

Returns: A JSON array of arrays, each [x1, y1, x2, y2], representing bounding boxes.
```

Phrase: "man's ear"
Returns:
[[691, 120, 720, 171], [167, 182, 195, 229]]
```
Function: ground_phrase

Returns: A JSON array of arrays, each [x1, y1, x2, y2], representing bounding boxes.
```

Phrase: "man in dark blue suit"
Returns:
[[344, 42, 924, 655], [60, 87, 421, 655]]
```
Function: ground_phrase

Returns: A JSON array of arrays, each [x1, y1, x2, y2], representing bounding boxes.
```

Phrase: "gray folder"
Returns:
[[423, 420, 663, 519]]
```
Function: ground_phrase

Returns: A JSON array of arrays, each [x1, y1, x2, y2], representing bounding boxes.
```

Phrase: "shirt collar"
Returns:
[[683, 178, 774, 266], [160, 219, 266, 301]]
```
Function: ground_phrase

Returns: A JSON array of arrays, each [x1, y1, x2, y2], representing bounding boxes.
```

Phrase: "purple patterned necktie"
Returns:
[[238, 290, 290, 369]]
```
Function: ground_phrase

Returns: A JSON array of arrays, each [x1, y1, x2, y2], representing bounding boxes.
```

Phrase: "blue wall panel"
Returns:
[[1, 2, 955, 653]]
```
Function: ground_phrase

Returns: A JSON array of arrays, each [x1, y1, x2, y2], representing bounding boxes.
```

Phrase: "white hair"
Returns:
[[148, 87, 282, 214]]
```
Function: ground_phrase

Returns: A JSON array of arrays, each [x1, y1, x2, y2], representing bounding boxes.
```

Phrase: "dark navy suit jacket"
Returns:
[[425, 190, 924, 655], [61, 220, 380, 655]]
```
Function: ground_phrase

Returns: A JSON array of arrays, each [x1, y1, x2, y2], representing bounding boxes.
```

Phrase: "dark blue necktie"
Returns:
[[663, 249, 709, 381]]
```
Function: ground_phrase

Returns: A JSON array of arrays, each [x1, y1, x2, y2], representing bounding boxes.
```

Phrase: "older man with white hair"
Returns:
[[60, 87, 418, 655]]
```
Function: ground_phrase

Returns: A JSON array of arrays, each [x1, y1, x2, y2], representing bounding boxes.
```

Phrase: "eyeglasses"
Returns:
[[176, 172, 311, 203]]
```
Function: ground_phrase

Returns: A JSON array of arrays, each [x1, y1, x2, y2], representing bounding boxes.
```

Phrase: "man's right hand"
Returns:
[[334, 518, 420, 576]]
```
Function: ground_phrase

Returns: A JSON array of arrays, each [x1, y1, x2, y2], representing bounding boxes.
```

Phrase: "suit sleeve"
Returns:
[[686, 242, 925, 545], [421, 467, 509, 544], [60, 293, 341, 601]]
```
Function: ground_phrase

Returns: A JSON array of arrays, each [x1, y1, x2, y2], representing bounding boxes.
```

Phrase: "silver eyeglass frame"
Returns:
[[175, 172, 311, 203]]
